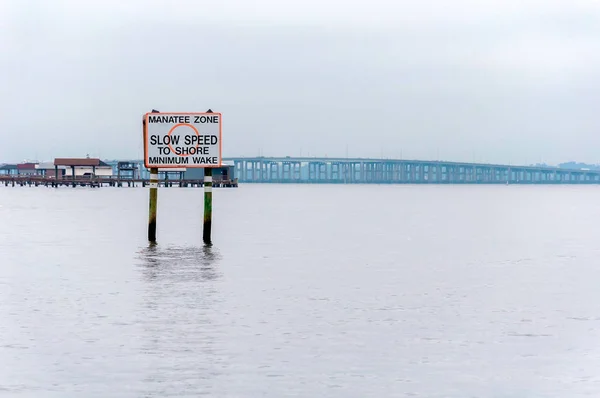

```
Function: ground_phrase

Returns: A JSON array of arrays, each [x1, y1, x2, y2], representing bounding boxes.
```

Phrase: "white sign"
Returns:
[[144, 112, 222, 168]]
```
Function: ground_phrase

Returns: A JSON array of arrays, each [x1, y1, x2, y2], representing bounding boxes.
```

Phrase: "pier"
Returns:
[[0, 176, 238, 188]]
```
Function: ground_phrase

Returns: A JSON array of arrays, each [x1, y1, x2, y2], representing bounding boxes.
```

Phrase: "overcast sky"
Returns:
[[1, 0, 599, 165]]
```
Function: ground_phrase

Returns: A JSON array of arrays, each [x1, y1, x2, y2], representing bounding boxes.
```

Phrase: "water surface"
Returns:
[[2, 184, 600, 397]]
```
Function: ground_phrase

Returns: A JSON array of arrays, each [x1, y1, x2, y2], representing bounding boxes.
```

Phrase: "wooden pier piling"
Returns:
[[148, 168, 158, 243], [203, 168, 212, 245]]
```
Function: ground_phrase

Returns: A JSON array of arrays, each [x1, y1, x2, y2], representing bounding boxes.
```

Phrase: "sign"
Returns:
[[143, 112, 222, 168]]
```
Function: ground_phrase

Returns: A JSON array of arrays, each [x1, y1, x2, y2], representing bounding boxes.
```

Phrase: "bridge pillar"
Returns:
[[347, 163, 352, 183], [370, 163, 376, 182], [384, 162, 391, 182], [269, 162, 278, 181], [331, 163, 339, 181], [369, 162, 374, 183], [282, 162, 289, 181], [234, 160, 243, 181], [374, 163, 379, 182], [359, 162, 365, 182], [385, 162, 390, 182], [261, 161, 266, 181], [318, 163, 327, 182]]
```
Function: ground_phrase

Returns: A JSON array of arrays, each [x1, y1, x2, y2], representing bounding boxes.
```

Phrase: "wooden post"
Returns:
[[203, 168, 213, 244], [148, 168, 158, 242]]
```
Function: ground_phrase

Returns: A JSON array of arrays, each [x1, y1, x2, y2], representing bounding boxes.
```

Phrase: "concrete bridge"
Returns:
[[224, 157, 600, 184]]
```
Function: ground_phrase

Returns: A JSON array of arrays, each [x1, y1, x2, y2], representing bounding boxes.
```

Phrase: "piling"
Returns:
[[148, 168, 158, 242], [203, 168, 213, 244]]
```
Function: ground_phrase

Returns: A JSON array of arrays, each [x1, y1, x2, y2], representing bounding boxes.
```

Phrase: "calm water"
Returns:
[[2, 184, 600, 397]]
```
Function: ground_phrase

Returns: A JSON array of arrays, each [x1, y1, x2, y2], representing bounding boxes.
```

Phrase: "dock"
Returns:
[[0, 176, 238, 188]]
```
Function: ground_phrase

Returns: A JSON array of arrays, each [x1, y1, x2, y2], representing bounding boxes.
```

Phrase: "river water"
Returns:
[[1, 184, 600, 397]]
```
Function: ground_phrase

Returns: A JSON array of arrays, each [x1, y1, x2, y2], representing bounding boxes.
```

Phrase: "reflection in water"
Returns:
[[135, 244, 224, 396], [137, 243, 222, 282]]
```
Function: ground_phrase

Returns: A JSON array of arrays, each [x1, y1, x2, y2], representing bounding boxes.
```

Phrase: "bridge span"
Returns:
[[224, 157, 600, 184]]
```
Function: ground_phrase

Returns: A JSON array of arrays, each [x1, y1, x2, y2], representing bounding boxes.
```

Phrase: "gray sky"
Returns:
[[1, 0, 599, 165]]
